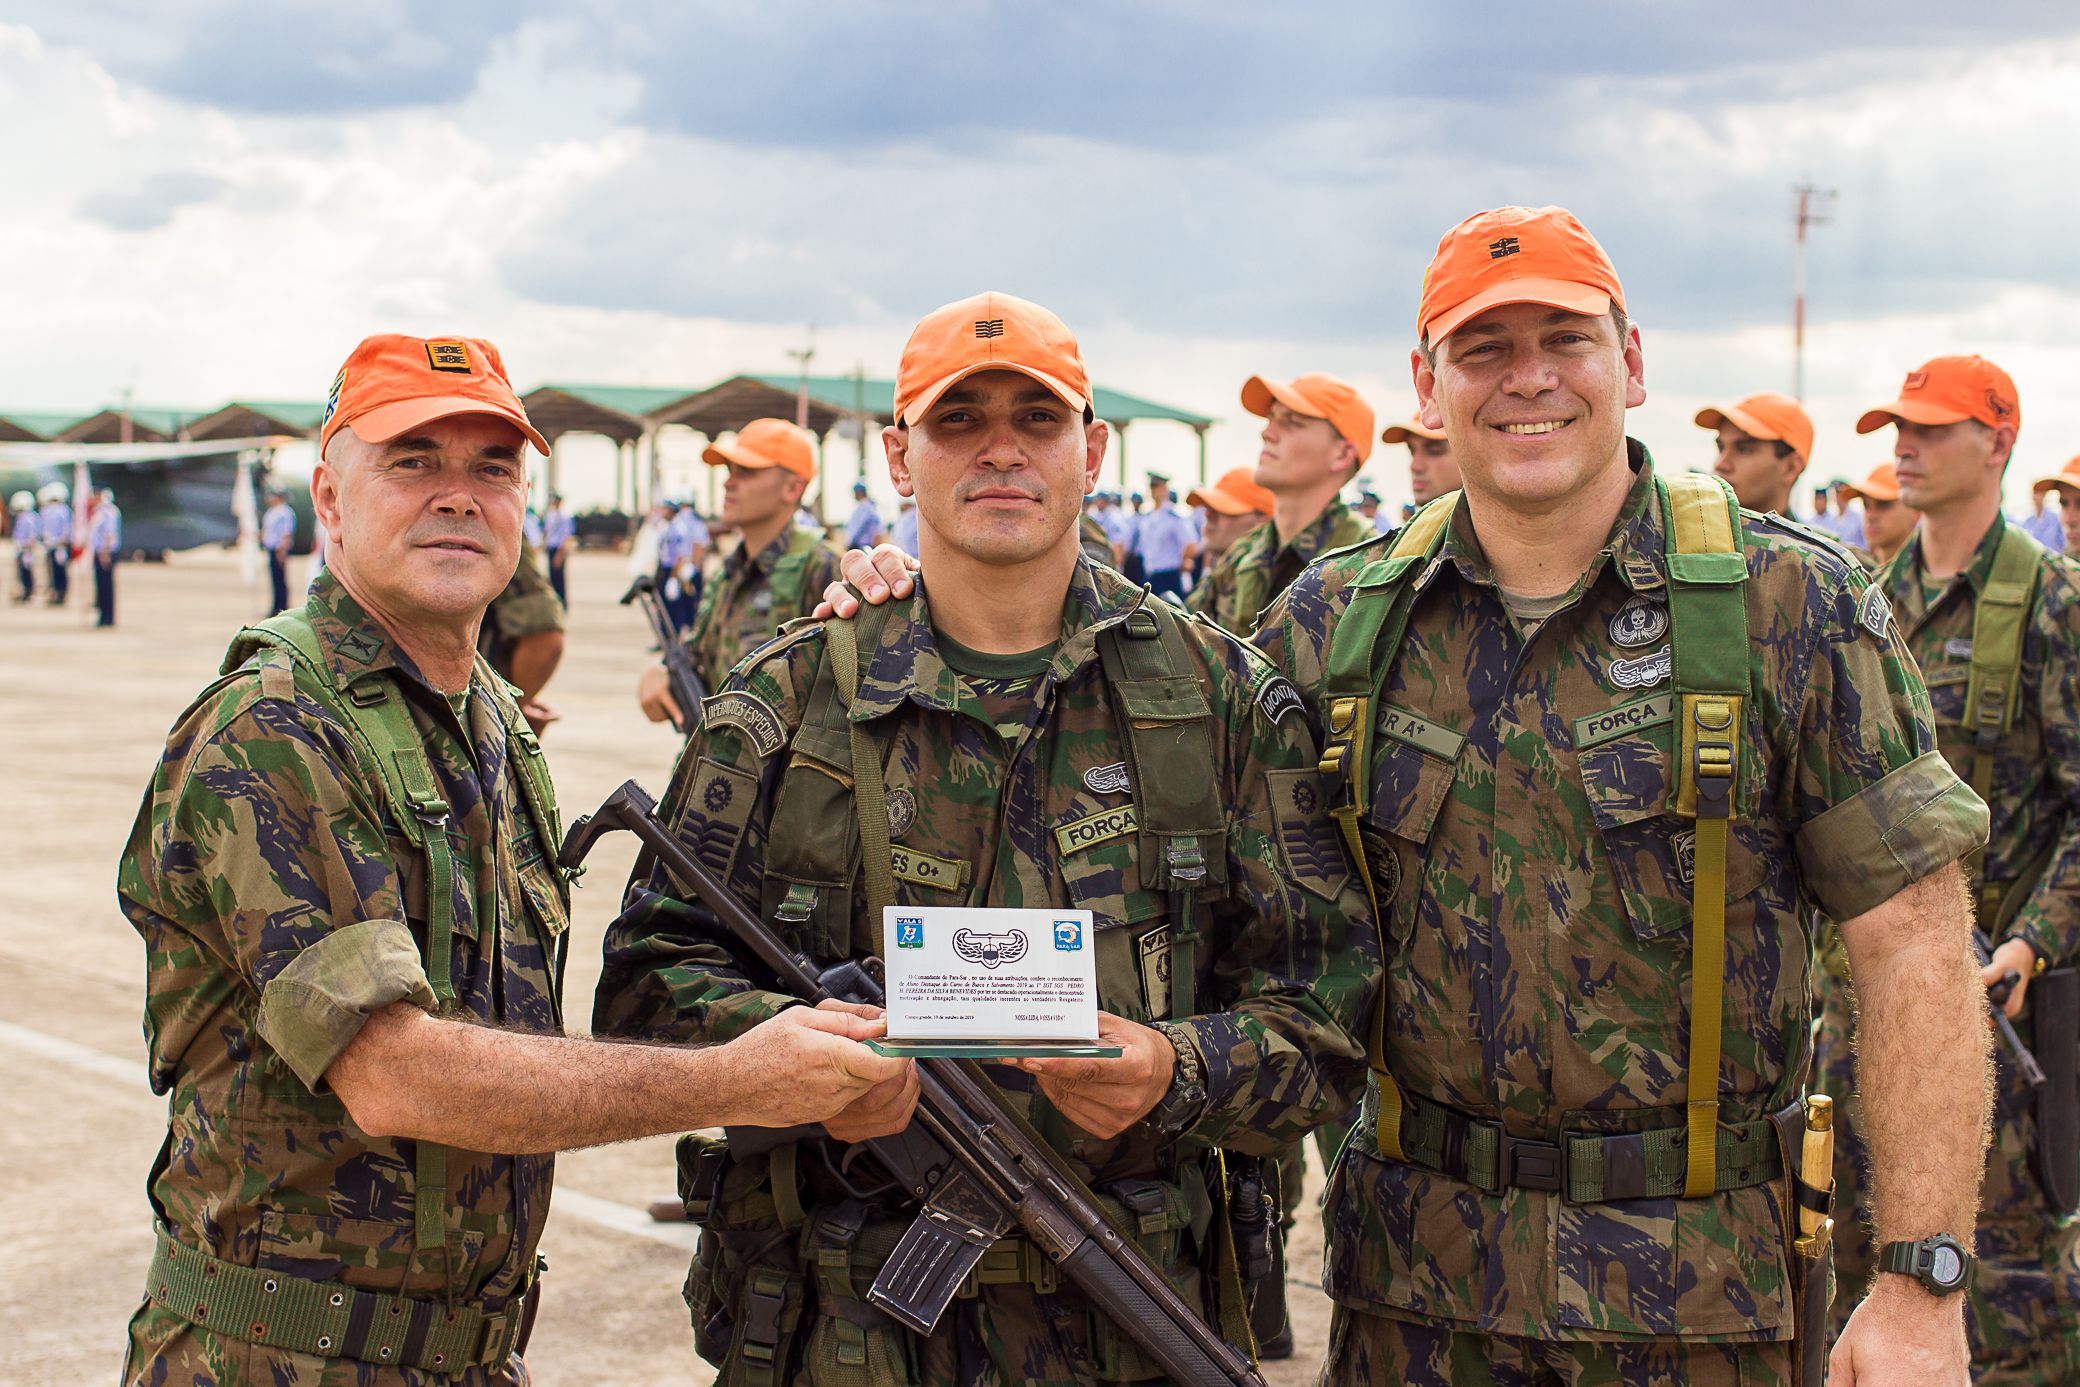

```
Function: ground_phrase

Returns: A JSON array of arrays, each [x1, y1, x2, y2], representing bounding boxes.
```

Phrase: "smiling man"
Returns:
[[636, 417, 841, 728], [1809, 358, 2080, 1384], [117, 334, 907, 1386], [594, 292, 1375, 1385], [1250, 207, 1992, 1386]]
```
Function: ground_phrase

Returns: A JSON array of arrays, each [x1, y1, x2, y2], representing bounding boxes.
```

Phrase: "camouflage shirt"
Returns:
[[1187, 497, 1373, 634], [477, 538, 564, 680], [118, 571, 570, 1345], [683, 525, 842, 692], [1256, 443, 1986, 1342], [1871, 516, 2080, 964], [597, 556, 1376, 1177]]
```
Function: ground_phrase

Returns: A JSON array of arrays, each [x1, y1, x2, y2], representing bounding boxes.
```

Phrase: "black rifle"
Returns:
[[1973, 928, 2046, 1089], [621, 575, 705, 734], [562, 780, 1263, 1386]]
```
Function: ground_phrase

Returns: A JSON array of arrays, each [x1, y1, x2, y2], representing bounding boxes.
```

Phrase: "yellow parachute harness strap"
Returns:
[[1316, 493, 1457, 1163], [1661, 472, 1751, 1199], [825, 613, 897, 918], [1961, 525, 2043, 897]]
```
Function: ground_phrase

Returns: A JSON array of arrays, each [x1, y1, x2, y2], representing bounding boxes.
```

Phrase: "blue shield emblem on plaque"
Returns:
[[1053, 918, 1083, 951], [896, 917, 924, 949]]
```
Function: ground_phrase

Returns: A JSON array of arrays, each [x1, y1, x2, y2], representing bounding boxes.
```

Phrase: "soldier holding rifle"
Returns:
[[594, 291, 1376, 1385]]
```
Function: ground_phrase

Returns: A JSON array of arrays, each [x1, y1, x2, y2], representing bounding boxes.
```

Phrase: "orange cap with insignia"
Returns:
[[320, 333, 547, 458], [895, 291, 1091, 426], [1185, 466, 1276, 517], [702, 418, 817, 481], [1240, 373, 1375, 464], [1694, 392, 1816, 464], [1416, 206, 1625, 348], [1856, 355, 2021, 436]]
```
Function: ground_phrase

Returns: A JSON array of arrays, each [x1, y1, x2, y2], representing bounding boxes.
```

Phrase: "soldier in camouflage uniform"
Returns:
[[638, 417, 844, 728], [595, 291, 1376, 1386], [1252, 208, 1993, 1385], [1813, 356, 2080, 1383], [1187, 372, 1376, 635], [1694, 394, 1815, 521], [118, 334, 906, 1386], [478, 536, 565, 734], [1379, 414, 1460, 512]]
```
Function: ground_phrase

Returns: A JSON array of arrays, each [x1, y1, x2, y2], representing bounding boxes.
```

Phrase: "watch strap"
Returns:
[[1877, 1240, 1922, 1277]]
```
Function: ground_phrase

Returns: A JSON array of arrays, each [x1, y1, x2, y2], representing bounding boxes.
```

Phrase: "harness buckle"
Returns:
[[1500, 1135, 1564, 1193]]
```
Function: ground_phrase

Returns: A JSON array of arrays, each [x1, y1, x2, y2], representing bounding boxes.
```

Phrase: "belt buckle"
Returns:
[[1499, 1134, 1563, 1193]]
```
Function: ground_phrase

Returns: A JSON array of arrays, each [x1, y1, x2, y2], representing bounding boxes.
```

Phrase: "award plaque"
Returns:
[[865, 905, 1122, 1059]]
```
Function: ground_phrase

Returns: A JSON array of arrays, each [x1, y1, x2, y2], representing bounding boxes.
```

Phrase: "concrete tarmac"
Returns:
[[0, 546, 1332, 1385]]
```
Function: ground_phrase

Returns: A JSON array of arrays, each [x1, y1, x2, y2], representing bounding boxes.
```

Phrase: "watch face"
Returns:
[[1930, 1244, 1964, 1287]]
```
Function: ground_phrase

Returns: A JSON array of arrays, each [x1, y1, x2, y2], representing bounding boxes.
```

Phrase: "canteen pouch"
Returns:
[[2031, 967, 2080, 1217]]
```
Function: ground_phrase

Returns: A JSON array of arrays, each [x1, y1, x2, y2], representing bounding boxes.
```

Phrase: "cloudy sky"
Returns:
[[4, 2, 2078, 512]]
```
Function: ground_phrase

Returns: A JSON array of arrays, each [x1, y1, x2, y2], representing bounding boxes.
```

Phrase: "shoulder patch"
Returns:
[[1256, 674, 1306, 725], [1857, 583, 1893, 640], [673, 756, 759, 883], [701, 689, 786, 758], [1265, 767, 1349, 902]]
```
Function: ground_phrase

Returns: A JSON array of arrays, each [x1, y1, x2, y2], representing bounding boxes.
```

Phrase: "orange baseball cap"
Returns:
[[1239, 373, 1375, 463], [320, 333, 548, 458], [1417, 206, 1625, 348], [894, 291, 1090, 426], [702, 418, 817, 481], [1693, 392, 1816, 463], [1185, 466, 1275, 517], [1380, 414, 1447, 445], [1855, 355, 2022, 436], [2031, 454, 2080, 499], [1842, 461, 1901, 504]]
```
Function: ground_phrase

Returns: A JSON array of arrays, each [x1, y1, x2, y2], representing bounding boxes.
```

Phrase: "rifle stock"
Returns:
[[1972, 929, 2047, 1089], [564, 780, 1264, 1386], [621, 576, 706, 733]]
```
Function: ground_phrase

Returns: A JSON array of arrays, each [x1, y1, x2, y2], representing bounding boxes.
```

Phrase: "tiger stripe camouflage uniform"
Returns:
[[1813, 514, 2080, 1382], [1253, 443, 1986, 1384], [1187, 496, 1373, 636], [681, 524, 842, 693], [118, 570, 570, 1386], [593, 556, 1378, 1386]]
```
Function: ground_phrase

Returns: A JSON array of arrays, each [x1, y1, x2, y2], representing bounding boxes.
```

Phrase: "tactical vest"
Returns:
[[762, 595, 1228, 1018], [146, 610, 566, 1374], [1318, 473, 1751, 1199], [1880, 522, 2045, 917], [687, 527, 827, 669]]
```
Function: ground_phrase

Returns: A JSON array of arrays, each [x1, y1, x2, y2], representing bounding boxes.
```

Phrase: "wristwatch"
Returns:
[[1878, 1234, 1974, 1295], [1148, 1023, 1208, 1133]]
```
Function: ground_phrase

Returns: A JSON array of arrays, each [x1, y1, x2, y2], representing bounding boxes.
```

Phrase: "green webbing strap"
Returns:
[[1386, 1091, 1784, 1201], [1963, 525, 2043, 896], [1095, 603, 1225, 1021], [825, 615, 896, 919], [146, 1226, 524, 1376], [1316, 491, 1456, 1164], [1660, 472, 1750, 1200]]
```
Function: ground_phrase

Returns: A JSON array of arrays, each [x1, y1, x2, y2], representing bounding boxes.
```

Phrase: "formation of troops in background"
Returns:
[[92, 202, 2080, 1387]]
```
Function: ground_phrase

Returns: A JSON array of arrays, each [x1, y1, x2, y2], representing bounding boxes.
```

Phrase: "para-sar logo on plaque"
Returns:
[[1053, 918, 1084, 951], [895, 915, 925, 949], [953, 927, 1028, 970]]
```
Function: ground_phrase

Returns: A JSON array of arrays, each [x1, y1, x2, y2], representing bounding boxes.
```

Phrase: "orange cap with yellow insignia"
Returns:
[[320, 333, 548, 458]]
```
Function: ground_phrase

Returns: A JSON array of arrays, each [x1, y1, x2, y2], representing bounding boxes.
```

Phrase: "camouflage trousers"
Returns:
[[1813, 959, 2080, 1385], [124, 1303, 530, 1386], [1319, 1306, 1790, 1387]]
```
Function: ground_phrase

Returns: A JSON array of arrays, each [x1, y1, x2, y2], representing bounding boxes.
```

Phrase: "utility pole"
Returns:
[[853, 363, 869, 483], [785, 333, 816, 430], [1792, 182, 1835, 402]]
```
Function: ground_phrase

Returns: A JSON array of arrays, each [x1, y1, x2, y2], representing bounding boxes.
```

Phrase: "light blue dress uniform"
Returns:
[[846, 498, 885, 551]]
